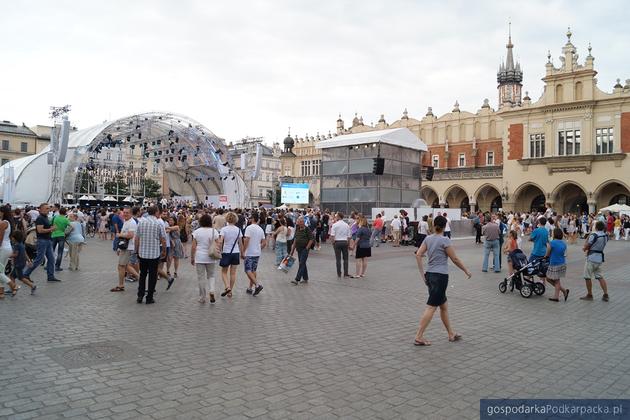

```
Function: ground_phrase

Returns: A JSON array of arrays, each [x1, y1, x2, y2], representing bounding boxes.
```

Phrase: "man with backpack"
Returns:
[[580, 220, 609, 302]]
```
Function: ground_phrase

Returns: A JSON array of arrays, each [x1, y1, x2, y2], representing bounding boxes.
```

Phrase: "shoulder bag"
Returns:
[[208, 229, 222, 260]]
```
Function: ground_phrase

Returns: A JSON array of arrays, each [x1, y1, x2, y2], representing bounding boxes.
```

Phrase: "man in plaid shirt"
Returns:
[[134, 206, 166, 304]]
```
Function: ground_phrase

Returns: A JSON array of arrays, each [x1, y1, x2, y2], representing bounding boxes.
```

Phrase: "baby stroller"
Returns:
[[498, 249, 547, 298]]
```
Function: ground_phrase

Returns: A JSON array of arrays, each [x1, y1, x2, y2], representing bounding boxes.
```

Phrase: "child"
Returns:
[[10, 230, 36, 294], [545, 228, 569, 302], [503, 230, 519, 276]]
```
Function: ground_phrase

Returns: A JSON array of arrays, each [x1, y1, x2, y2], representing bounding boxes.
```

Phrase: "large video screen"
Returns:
[[281, 183, 309, 204]]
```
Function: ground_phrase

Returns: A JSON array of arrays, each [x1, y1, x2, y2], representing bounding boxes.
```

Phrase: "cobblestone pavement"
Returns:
[[1, 236, 629, 419]]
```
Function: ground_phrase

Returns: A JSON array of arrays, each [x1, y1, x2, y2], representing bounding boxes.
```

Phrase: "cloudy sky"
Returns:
[[1, 0, 628, 144]]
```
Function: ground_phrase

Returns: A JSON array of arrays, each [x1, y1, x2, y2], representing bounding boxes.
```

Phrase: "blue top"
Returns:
[[549, 239, 566, 266], [530, 227, 549, 257], [67, 221, 85, 244]]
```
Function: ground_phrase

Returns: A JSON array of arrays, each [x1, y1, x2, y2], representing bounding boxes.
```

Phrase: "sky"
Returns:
[[1, 0, 629, 145]]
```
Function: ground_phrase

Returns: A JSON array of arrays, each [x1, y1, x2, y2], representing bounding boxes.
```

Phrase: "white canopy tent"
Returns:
[[315, 127, 428, 152], [599, 203, 630, 213]]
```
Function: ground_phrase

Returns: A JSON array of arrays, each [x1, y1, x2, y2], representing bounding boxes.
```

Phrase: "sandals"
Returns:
[[448, 334, 462, 342], [563, 289, 570, 301], [110, 286, 125, 292], [414, 339, 431, 346], [220, 288, 231, 297]]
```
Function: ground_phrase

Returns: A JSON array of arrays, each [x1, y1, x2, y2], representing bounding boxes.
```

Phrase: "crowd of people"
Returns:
[[1, 201, 627, 349]]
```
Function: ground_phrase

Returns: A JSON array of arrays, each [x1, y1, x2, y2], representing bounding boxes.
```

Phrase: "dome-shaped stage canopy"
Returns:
[[0, 112, 248, 207]]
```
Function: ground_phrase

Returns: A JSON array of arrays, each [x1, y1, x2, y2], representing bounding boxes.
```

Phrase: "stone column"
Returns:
[[470, 202, 477, 213], [588, 200, 596, 214]]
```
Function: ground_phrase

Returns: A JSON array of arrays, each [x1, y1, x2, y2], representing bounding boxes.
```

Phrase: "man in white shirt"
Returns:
[[112, 207, 138, 292], [443, 213, 452, 239], [330, 212, 352, 278], [391, 215, 402, 247], [242, 213, 266, 296]]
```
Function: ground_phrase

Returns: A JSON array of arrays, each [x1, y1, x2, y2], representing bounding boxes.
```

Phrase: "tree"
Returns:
[[143, 178, 162, 198], [103, 176, 129, 196], [77, 171, 95, 194]]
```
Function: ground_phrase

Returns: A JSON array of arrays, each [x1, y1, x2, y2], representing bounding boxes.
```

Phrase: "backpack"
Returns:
[[587, 233, 607, 262]]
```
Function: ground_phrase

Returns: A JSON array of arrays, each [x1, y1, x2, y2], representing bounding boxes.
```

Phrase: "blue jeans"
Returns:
[[51, 236, 65, 269], [482, 239, 500, 272], [295, 248, 309, 282], [275, 242, 287, 266], [24, 238, 55, 280]]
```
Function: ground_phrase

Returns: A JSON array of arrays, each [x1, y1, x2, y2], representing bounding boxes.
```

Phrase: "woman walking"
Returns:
[[0, 206, 18, 298], [290, 216, 314, 285], [274, 219, 288, 266], [168, 216, 184, 278], [413, 215, 472, 346], [218, 212, 243, 298], [98, 210, 108, 240], [191, 214, 220, 303], [67, 213, 85, 270], [546, 228, 569, 302], [353, 216, 371, 278]]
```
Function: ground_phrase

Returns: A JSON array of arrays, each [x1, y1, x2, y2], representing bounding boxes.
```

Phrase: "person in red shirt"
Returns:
[[606, 213, 614, 237], [371, 214, 384, 247]]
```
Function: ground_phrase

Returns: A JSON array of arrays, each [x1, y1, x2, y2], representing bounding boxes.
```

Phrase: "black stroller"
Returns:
[[498, 249, 547, 298]]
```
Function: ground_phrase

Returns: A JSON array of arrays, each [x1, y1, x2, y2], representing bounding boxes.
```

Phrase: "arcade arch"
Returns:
[[420, 186, 440, 208], [474, 183, 502, 213], [551, 182, 588, 214], [513, 183, 546, 213], [594, 179, 630, 210], [443, 184, 470, 212]]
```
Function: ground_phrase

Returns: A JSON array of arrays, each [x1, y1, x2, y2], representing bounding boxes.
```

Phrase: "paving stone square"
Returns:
[[1, 237, 629, 419]]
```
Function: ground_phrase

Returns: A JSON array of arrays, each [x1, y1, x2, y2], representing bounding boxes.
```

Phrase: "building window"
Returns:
[[312, 159, 320, 176], [557, 129, 581, 156], [432, 155, 439, 169], [1, 158, 9, 165], [458, 153, 465, 167], [595, 127, 614, 154], [152, 162, 159, 175], [486, 151, 494, 166], [301, 160, 311, 177], [1, 140, 9, 151], [529, 134, 545, 158], [20, 142, 28, 153]]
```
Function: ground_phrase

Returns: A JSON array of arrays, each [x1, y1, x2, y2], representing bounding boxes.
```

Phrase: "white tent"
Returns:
[[103, 196, 117, 202], [599, 203, 630, 213], [78, 195, 89, 201], [315, 127, 428, 152], [87, 195, 97, 201]]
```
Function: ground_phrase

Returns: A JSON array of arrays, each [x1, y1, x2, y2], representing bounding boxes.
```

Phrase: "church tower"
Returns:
[[497, 23, 523, 108]]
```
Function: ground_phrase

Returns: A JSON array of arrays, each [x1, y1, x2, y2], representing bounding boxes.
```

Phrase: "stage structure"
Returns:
[[0, 112, 249, 207]]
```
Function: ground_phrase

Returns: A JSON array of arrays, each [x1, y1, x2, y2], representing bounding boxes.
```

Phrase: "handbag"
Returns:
[[64, 224, 74, 236], [117, 237, 129, 250], [208, 229, 221, 260], [219, 230, 240, 267]]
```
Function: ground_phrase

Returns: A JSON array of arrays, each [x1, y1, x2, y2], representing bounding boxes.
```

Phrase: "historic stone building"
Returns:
[[0, 121, 51, 166], [228, 137, 282, 207], [324, 28, 630, 214]]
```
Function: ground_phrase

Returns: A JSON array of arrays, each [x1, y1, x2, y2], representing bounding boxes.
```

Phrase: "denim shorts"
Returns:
[[219, 252, 240, 267], [244, 256, 259, 273]]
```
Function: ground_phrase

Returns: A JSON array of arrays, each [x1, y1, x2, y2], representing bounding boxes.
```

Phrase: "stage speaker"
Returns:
[[58, 116, 70, 162], [372, 157, 385, 175], [425, 166, 434, 181]]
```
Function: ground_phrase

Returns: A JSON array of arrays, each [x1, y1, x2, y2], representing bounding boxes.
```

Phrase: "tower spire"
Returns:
[[497, 21, 523, 108]]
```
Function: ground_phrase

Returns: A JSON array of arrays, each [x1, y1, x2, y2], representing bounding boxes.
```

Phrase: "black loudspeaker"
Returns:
[[425, 166, 434, 181], [372, 157, 385, 175]]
